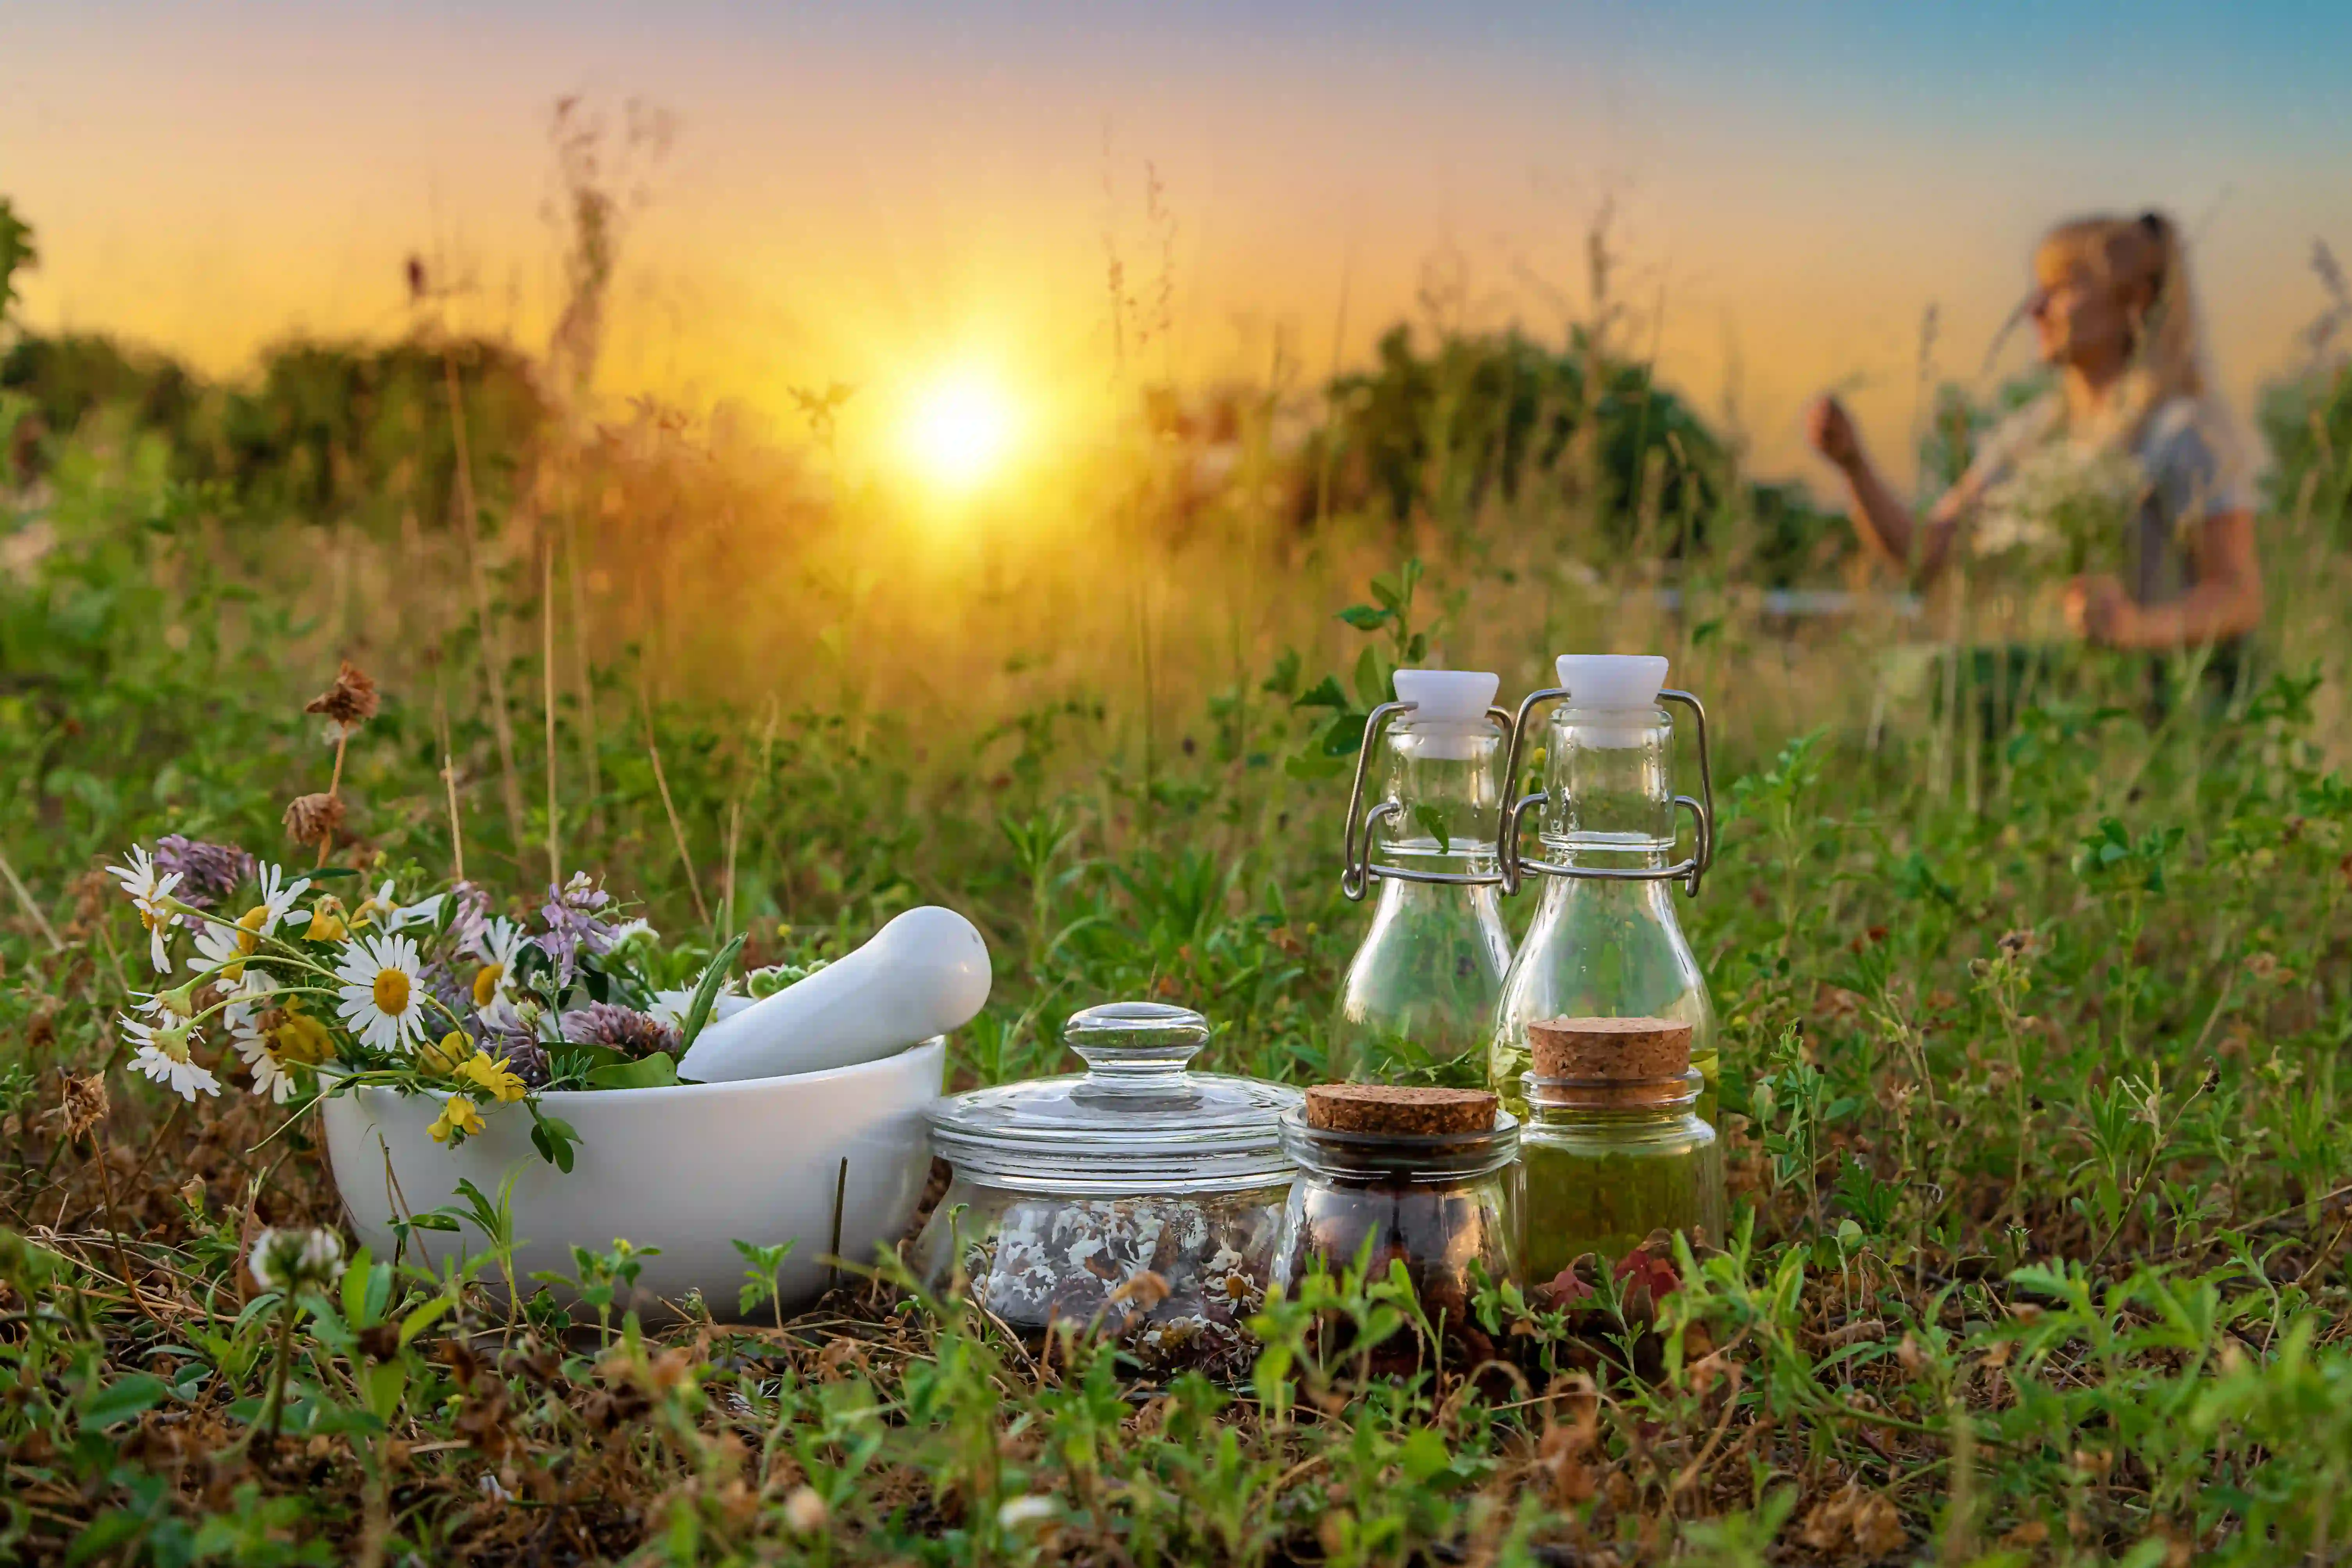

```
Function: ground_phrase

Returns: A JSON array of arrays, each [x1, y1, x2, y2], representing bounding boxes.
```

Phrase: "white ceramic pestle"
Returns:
[[677, 906, 992, 1083]]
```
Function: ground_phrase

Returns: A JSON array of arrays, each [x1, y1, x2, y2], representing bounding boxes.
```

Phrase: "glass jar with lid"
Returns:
[[1329, 669, 1516, 1088], [1273, 1085, 1519, 1364], [1517, 1016, 1723, 1290], [915, 1001, 1301, 1380]]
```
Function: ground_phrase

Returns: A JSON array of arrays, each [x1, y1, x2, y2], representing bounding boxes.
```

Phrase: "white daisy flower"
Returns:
[[231, 1019, 300, 1103], [333, 932, 430, 1053], [388, 892, 446, 932], [105, 845, 184, 973], [188, 862, 311, 981], [133, 982, 198, 1020], [647, 981, 748, 1032], [208, 968, 274, 1031], [122, 1016, 222, 1101], [463, 916, 529, 1024]]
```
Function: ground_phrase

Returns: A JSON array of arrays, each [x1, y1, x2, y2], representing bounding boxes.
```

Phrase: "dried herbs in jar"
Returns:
[[915, 1002, 1300, 1382], [1273, 1085, 1519, 1368]]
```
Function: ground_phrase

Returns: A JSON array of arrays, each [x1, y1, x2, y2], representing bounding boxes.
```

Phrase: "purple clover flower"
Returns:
[[152, 835, 255, 911], [535, 871, 620, 988]]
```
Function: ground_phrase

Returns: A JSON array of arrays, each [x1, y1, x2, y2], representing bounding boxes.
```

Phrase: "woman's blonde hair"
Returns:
[[2036, 209, 2209, 433]]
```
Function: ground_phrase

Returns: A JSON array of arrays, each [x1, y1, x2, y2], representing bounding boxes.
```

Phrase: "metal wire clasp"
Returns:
[[1338, 702, 1516, 901], [1493, 688, 1716, 898]]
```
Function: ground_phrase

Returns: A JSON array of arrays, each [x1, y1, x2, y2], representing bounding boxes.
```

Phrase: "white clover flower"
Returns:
[[248, 1226, 345, 1294], [996, 1494, 1058, 1530], [783, 1486, 828, 1534], [105, 845, 184, 973], [122, 1016, 221, 1101], [334, 932, 430, 1053]]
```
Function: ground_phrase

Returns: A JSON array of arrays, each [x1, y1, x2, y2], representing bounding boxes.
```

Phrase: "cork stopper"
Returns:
[[1304, 1084, 1497, 1136], [1526, 1018, 1694, 1109]]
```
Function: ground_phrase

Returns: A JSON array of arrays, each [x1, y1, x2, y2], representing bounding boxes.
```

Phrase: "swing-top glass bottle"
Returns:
[[1328, 669, 1515, 1089], [1490, 655, 1721, 1124]]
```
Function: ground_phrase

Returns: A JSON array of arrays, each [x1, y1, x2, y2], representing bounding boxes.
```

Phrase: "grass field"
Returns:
[[5, 191, 2352, 1563]]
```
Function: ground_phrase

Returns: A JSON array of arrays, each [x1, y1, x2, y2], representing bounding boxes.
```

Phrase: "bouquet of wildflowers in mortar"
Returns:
[[103, 661, 756, 1173]]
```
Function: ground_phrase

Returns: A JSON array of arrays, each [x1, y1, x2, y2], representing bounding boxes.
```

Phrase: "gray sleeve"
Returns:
[[2145, 409, 2254, 529]]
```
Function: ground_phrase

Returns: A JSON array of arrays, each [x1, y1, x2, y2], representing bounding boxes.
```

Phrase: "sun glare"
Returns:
[[901, 371, 1019, 493]]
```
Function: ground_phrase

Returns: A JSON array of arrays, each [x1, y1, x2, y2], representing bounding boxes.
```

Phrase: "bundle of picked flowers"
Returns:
[[101, 662, 767, 1171]]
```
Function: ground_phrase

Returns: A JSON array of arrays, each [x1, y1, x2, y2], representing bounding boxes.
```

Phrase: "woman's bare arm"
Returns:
[[1805, 396, 1971, 587], [2074, 509, 2263, 649]]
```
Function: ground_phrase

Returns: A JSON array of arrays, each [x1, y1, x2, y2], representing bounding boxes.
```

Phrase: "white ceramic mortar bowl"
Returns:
[[320, 1038, 945, 1320]]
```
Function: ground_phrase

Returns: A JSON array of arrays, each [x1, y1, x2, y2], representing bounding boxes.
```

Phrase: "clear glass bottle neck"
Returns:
[[1541, 706, 1674, 868], [1372, 720, 1502, 871]]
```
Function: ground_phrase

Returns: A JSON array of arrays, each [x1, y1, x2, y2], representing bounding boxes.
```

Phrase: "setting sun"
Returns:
[[901, 371, 1020, 493]]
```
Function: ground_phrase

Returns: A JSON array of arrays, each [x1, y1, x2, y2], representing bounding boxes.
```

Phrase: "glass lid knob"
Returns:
[[1064, 1001, 1210, 1087]]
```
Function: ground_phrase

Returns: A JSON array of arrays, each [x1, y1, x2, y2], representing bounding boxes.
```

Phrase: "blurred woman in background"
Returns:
[[1807, 210, 2263, 720]]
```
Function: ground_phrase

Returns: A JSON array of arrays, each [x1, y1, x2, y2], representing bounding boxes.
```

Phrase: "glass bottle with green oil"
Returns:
[[1328, 670, 1514, 1089], [1490, 655, 1719, 1125], [1516, 1015, 1724, 1286]]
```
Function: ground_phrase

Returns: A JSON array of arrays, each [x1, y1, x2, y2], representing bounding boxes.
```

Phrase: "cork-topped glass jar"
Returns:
[[915, 1001, 1301, 1380], [1516, 1017, 1723, 1288], [1273, 1085, 1520, 1346]]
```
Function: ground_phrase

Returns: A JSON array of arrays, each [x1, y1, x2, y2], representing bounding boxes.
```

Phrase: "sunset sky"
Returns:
[[7, 1, 2349, 486]]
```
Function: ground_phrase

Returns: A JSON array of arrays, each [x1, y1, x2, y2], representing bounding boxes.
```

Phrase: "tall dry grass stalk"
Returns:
[[442, 347, 527, 848], [540, 521, 561, 888]]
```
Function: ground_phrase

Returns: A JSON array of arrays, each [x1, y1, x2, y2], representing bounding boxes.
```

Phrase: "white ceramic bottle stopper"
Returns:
[[1391, 669, 1499, 761], [677, 905, 992, 1083], [1555, 654, 1669, 747]]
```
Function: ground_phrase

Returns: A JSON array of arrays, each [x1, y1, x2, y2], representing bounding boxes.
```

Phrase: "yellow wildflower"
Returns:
[[270, 1006, 335, 1066], [420, 1030, 475, 1075], [457, 1052, 529, 1104], [303, 897, 349, 942], [351, 878, 400, 930], [428, 1097, 485, 1144], [222, 904, 268, 980]]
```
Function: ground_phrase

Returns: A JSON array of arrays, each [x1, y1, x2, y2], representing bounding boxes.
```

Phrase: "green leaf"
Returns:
[[80, 1373, 168, 1429], [1335, 603, 1392, 631], [530, 1112, 579, 1173], [1319, 710, 1368, 758], [1292, 675, 1349, 712], [587, 1053, 682, 1090], [364, 1361, 408, 1422], [677, 933, 749, 1052], [1399, 1425, 1454, 1486], [1260, 646, 1302, 698], [66, 1511, 150, 1566], [1351, 645, 1389, 709], [1410, 803, 1453, 854], [397, 1295, 457, 1349]]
